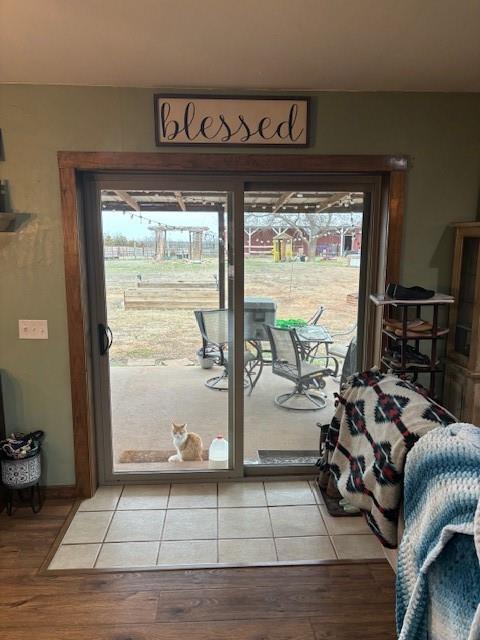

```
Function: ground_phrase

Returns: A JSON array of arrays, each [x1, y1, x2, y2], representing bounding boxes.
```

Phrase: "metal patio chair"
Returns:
[[339, 336, 358, 387], [264, 324, 335, 411], [326, 323, 358, 363], [296, 305, 341, 373], [307, 304, 326, 326], [194, 309, 261, 394]]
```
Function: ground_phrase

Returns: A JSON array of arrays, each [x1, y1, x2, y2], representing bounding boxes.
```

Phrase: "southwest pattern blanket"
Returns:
[[318, 370, 455, 547], [396, 423, 480, 640]]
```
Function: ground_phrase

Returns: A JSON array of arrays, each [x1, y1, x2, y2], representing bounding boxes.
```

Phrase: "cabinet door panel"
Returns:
[[444, 367, 465, 420]]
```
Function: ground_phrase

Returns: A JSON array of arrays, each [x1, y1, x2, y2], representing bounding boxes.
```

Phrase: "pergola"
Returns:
[[101, 189, 363, 214], [148, 223, 210, 262]]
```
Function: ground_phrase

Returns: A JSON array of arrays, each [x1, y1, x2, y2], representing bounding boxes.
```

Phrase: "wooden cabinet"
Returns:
[[445, 223, 480, 423], [0, 373, 5, 440]]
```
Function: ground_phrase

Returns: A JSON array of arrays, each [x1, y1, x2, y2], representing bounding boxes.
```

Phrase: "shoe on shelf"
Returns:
[[386, 283, 435, 301], [383, 355, 403, 369], [384, 355, 433, 370], [408, 321, 434, 333], [385, 345, 434, 369], [393, 327, 449, 338], [383, 318, 426, 331], [383, 318, 448, 337]]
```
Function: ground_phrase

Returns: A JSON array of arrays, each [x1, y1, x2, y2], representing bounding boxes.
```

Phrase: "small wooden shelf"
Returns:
[[370, 293, 454, 306], [382, 329, 449, 341]]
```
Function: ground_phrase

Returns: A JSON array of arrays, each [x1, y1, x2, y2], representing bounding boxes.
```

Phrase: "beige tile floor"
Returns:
[[48, 480, 385, 571]]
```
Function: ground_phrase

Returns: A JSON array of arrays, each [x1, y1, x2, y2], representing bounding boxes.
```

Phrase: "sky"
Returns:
[[101, 210, 219, 240], [102, 207, 363, 241]]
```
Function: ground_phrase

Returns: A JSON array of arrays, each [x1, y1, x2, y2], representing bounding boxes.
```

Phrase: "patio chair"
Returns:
[[307, 304, 326, 326], [264, 324, 335, 411], [194, 309, 261, 394], [316, 335, 358, 456], [298, 305, 338, 370], [326, 323, 358, 362], [195, 308, 225, 362], [339, 336, 357, 387]]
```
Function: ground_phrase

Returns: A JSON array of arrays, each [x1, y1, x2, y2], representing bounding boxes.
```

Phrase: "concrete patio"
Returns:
[[110, 359, 338, 473]]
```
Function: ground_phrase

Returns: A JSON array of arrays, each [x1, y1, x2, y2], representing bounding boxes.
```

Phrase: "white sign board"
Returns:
[[154, 95, 310, 146]]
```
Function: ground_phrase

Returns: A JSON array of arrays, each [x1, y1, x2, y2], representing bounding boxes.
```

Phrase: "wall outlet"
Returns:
[[19, 319, 48, 340]]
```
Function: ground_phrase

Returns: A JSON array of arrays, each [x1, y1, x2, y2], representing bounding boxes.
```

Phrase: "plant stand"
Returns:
[[4, 482, 42, 516]]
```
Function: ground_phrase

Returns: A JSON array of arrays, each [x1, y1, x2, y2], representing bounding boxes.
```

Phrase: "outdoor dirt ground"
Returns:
[[105, 256, 360, 364]]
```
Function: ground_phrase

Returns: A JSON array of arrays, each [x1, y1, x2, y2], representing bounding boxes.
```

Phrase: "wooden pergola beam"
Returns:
[[316, 192, 351, 213], [173, 191, 187, 211], [113, 190, 140, 212], [148, 224, 209, 232], [272, 191, 295, 213]]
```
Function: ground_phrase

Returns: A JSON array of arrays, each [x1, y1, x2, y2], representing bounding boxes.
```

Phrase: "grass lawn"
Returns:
[[105, 256, 359, 363]]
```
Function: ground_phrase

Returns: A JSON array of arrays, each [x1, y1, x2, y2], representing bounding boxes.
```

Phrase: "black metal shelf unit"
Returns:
[[370, 294, 455, 397]]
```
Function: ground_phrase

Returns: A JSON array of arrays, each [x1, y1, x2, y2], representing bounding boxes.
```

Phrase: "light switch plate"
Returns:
[[19, 319, 48, 340]]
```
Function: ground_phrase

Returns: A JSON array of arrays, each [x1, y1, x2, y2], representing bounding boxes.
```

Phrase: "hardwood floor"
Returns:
[[0, 499, 397, 639]]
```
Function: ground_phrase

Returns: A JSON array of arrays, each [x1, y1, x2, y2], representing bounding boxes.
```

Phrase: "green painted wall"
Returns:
[[0, 86, 479, 485]]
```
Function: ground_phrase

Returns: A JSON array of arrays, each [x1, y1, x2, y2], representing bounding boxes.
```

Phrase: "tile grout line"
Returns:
[[262, 480, 271, 509], [166, 481, 173, 510], [155, 483, 172, 566], [313, 498, 339, 559], [60, 532, 343, 546], [98, 484, 170, 569], [315, 498, 378, 558], [91, 541, 102, 569], [92, 501, 118, 568], [55, 486, 121, 563], [116, 483, 126, 510], [264, 483, 279, 562]]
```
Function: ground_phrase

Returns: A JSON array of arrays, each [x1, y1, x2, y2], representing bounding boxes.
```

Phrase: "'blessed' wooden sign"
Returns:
[[154, 95, 310, 147]]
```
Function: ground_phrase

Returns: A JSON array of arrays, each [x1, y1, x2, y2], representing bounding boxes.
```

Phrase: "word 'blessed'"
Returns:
[[155, 97, 309, 146]]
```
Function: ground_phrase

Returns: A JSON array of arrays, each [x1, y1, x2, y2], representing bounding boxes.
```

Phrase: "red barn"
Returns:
[[244, 225, 362, 257]]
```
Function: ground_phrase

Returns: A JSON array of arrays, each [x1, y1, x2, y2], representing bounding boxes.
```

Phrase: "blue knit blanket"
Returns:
[[396, 423, 480, 640]]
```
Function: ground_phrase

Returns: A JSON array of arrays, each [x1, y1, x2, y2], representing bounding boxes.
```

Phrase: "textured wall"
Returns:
[[0, 86, 479, 484]]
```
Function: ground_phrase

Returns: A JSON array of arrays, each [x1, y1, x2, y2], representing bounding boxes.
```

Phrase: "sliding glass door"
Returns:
[[83, 174, 379, 483], [84, 177, 244, 483], [242, 187, 369, 471]]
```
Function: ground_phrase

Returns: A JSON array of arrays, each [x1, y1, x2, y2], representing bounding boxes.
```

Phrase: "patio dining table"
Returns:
[[294, 324, 339, 376], [296, 324, 333, 356], [248, 322, 334, 363], [196, 297, 277, 393]]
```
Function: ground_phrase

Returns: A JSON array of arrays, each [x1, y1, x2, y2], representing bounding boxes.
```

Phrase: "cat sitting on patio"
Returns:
[[168, 423, 203, 462]]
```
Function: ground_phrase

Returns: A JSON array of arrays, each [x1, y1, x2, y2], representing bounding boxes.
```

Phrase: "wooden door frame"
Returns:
[[58, 152, 408, 497]]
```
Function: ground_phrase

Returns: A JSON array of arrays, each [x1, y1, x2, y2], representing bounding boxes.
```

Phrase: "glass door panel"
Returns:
[[86, 178, 374, 480], [96, 188, 236, 478], [242, 190, 365, 467]]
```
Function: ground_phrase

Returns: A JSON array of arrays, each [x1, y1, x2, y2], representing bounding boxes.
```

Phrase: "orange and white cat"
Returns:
[[168, 423, 203, 462]]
